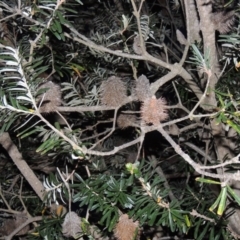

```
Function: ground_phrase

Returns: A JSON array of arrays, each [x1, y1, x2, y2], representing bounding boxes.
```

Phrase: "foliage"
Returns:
[[1, 0, 240, 239]]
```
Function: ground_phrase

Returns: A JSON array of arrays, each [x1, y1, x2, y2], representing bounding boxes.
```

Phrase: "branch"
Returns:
[[157, 125, 240, 181], [5, 216, 43, 240], [0, 133, 45, 201], [87, 134, 144, 156], [190, 209, 215, 224], [64, 26, 204, 102]]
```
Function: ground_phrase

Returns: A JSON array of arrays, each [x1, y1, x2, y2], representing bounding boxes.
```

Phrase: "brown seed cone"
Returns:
[[99, 76, 127, 107], [141, 96, 168, 125], [114, 214, 140, 240], [36, 81, 61, 113], [135, 74, 151, 101], [117, 114, 137, 129]]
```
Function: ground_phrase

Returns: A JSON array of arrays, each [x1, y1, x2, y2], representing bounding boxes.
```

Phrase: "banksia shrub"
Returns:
[[135, 74, 151, 101], [99, 76, 127, 107], [141, 96, 168, 125], [114, 214, 140, 240], [117, 114, 137, 129], [36, 81, 61, 113]]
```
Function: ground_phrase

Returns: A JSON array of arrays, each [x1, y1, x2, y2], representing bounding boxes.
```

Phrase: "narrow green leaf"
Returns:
[[60, 32, 65, 41], [41, 32, 46, 46], [214, 114, 220, 125], [220, 112, 228, 123], [54, 19, 62, 33], [148, 211, 159, 226], [50, 29, 62, 40], [36, 138, 54, 152], [74, 172, 84, 182], [100, 208, 110, 225], [108, 211, 118, 232], [82, 195, 90, 206], [5, 114, 17, 131], [88, 197, 95, 210], [42, 140, 62, 154], [171, 209, 183, 220], [224, 100, 233, 109], [217, 94, 225, 108], [168, 210, 174, 232], [57, 11, 66, 24], [184, 214, 191, 227], [209, 192, 221, 212], [63, 7, 78, 14], [217, 186, 227, 216], [210, 226, 214, 240], [20, 129, 39, 139], [214, 89, 232, 97], [9, 95, 17, 108], [215, 230, 221, 240], [226, 119, 240, 134], [74, 0, 83, 4], [25, 58, 44, 69], [222, 228, 229, 240], [105, 210, 113, 230], [196, 178, 221, 185], [50, 22, 57, 32], [126, 174, 134, 186], [34, 66, 50, 77], [90, 203, 99, 211], [227, 185, 240, 205], [194, 218, 201, 239], [54, 121, 61, 130], [197, 222, 210, 240], [55, 68, 64, 77]]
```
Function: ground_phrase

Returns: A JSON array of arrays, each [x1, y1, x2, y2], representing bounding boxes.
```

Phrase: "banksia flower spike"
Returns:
[[99, 76, 127, 107], [141, 96, 168, 125], [135, 74, 151, 101], [62, 212, 82, 238], [114, 214, 140, 240], [36, 81, 62, 113], [117, 114, 137, 129]]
